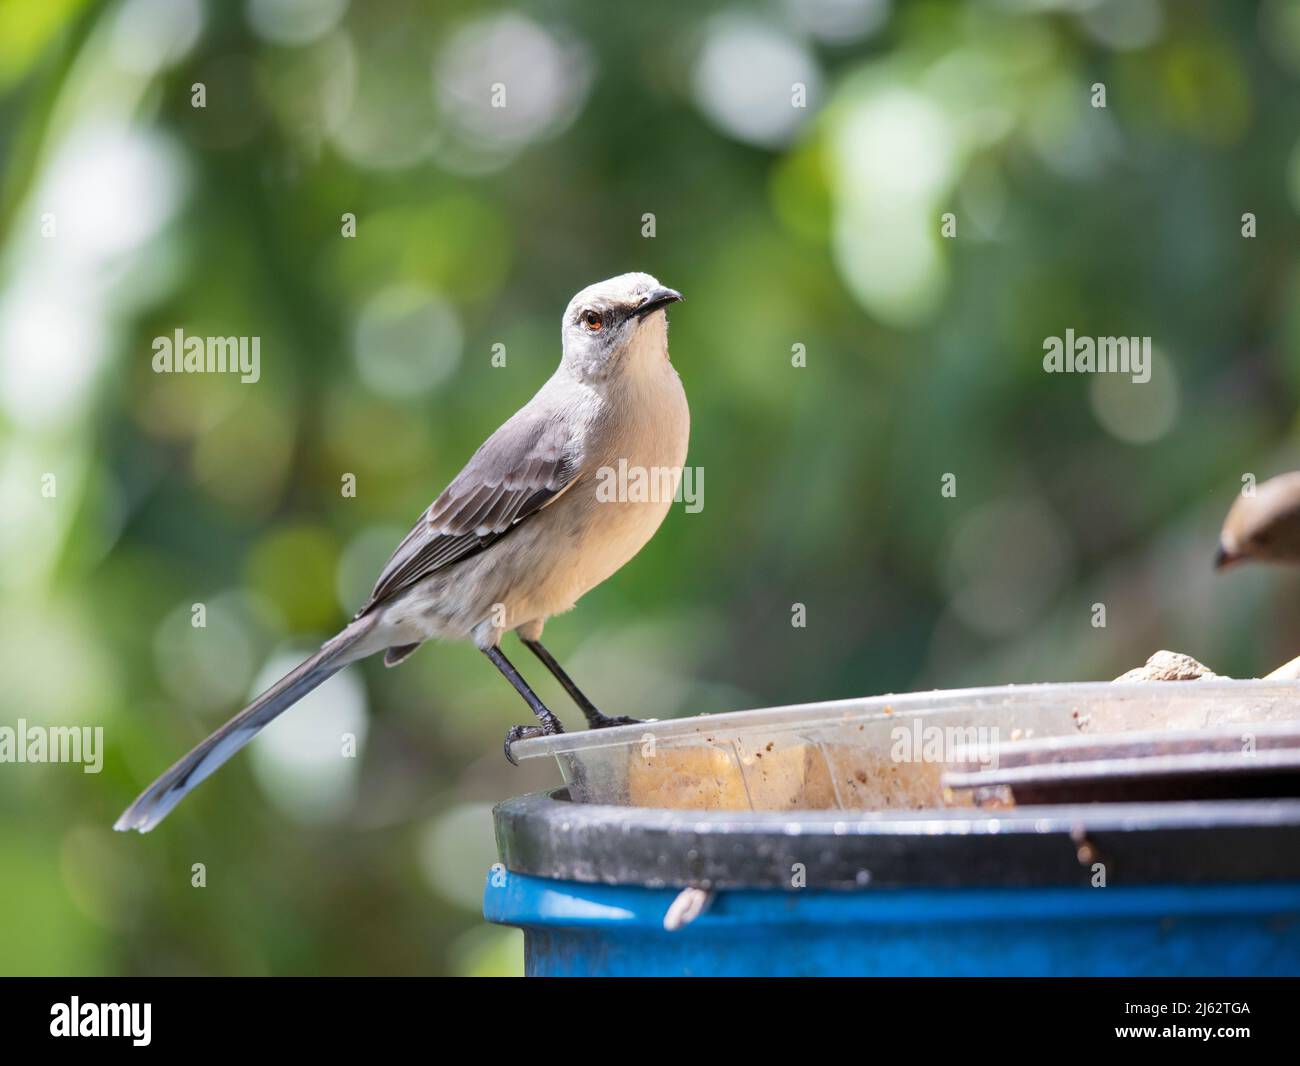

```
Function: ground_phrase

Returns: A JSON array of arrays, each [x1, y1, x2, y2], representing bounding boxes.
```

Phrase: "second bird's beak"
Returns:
[[633, 287, 683, 320]]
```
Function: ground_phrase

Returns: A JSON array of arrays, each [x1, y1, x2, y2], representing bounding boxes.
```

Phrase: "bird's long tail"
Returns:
[[114, 618, 375, 834]]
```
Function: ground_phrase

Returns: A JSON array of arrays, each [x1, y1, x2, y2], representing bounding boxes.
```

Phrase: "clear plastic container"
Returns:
[[508, 680, 1300, 811]]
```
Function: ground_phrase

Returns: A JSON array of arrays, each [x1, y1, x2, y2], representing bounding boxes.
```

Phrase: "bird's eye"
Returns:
[[581, 309, 603, 332]]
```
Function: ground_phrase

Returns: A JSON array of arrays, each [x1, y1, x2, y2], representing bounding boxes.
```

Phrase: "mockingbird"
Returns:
[[116, 272, 688, 833]]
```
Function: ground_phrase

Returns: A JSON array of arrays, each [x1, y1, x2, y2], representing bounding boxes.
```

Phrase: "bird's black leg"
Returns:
[[483, 645, 564, 765], [522, 638, 642, 730]]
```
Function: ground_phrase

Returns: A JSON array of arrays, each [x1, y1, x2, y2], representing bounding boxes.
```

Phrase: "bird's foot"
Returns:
[[503, 716, 564, 766], [586, 713, 643, 730]]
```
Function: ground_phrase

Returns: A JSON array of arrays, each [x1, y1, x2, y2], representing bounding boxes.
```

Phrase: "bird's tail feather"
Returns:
[[114, 620, 373, 834]]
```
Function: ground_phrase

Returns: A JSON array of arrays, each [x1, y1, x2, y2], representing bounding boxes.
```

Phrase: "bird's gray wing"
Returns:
[[357, 407, 581, 615]]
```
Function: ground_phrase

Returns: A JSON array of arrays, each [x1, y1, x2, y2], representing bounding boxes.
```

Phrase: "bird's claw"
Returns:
[[503, 725, 543, 766], [503, 719, 564, 766], [588, 714, 643, 730]]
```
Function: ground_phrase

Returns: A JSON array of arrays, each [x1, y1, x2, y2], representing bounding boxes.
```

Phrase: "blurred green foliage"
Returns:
[[3, 0, 1300, 975]]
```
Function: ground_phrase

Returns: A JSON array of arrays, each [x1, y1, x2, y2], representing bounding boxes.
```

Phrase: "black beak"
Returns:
[[632, 287, 683, 320], [1214, 542, 1234, 570]]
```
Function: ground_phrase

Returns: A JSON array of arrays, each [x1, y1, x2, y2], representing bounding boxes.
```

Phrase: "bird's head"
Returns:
[[560, 272, 682, 381], [1216, 472, 1300, 569]]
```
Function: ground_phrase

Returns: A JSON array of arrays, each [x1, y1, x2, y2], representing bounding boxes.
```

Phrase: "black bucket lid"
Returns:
[[494, 789, 1300, 890]]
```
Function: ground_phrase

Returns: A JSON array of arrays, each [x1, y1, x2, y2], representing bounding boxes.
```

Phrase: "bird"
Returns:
[[1215, 472, 1300, 569], [115, 272, 688, 833]]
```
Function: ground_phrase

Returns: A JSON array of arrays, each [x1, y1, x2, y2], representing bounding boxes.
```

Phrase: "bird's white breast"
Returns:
[[522, 324, 689, 621]]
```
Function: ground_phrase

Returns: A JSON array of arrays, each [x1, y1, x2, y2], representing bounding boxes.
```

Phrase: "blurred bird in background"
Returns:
[[115, 272, 688, 833], [1216, 471, 1300, 680], [1216, 473, 1300, 569]]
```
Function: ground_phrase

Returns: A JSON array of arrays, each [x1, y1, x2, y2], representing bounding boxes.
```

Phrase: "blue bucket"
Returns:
[[484, 790, 1300, 977]]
